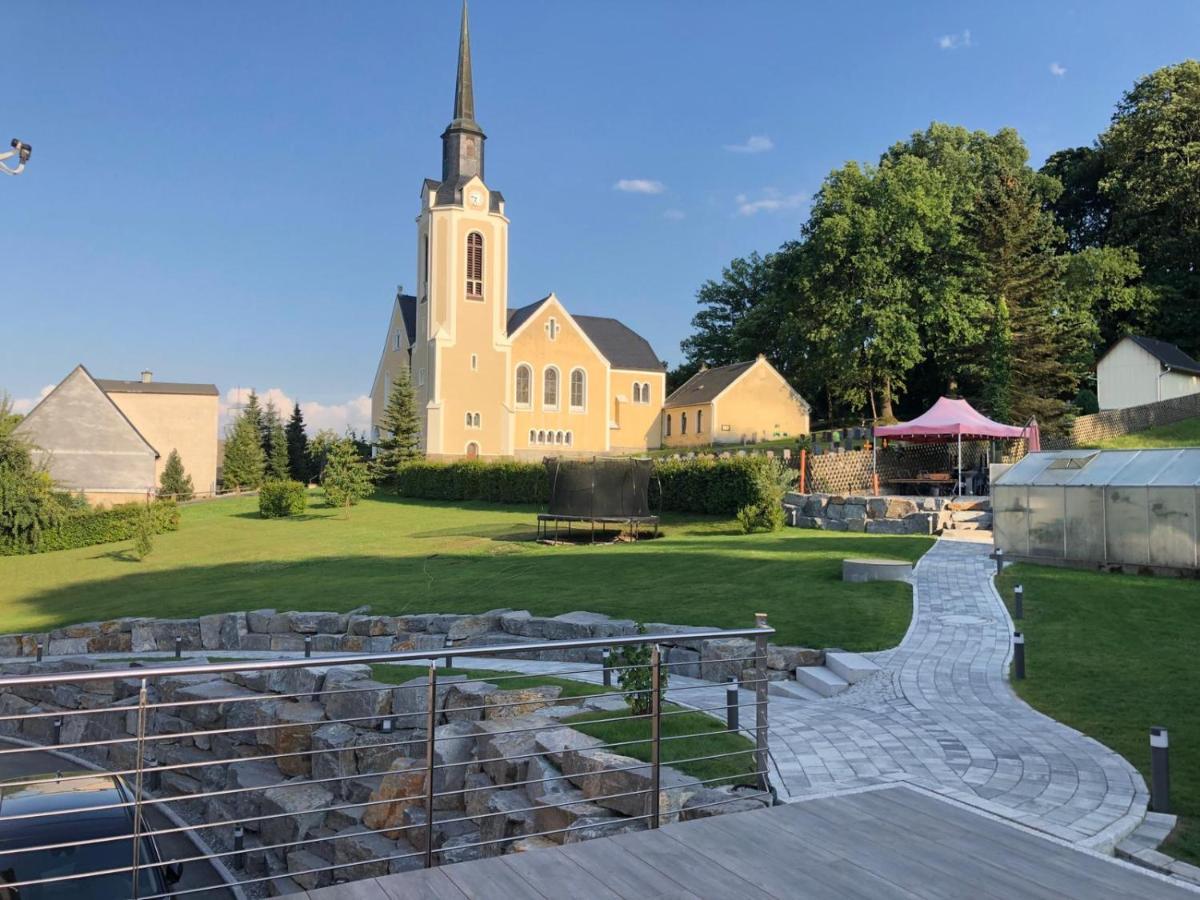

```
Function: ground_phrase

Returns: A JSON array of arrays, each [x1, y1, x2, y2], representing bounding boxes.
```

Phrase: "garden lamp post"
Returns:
[[0, 139, 32, 176]]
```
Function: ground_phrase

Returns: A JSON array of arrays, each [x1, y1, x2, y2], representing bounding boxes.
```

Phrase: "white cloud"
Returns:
[[724, 135, 775, 154], [1049, 62, 1067, 77], [11, 384, 54, 414], [663, 209, 686, 221], [735, 188, 807, 217], [614, 179, 665, 195], [938, 29, 972, 50], [220, 386, 372, 436]]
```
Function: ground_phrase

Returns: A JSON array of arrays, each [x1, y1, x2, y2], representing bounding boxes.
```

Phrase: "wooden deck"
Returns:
[[301, 785, 1197, 900]]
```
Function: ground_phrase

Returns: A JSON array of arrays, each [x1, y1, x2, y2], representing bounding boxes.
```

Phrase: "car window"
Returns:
[[0, 837, 166, 898]]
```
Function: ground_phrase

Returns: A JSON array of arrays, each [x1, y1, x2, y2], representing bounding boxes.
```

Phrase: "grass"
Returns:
[[564, 705, 757, 787], [369, 664, 605, 700], [1083, 416, 1200, 449], [0, 493, 932, 650], [998, 563, 1200, 865]]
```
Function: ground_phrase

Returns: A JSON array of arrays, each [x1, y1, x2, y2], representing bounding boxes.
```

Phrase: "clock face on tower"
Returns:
[[469, 191, 482, 208]]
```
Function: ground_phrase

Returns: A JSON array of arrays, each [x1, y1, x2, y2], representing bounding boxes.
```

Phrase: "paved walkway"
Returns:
[[464, 535, 1149, 851]]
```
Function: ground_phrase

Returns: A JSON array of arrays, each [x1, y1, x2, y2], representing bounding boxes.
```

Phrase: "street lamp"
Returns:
[[1, 139, 32, 176]]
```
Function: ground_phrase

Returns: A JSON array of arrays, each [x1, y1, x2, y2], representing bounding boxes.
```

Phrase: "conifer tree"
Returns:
[[322, 437, 373, 516], [371, 369, 421, 489], [222, 410, 266, 491], [266, 416, 289, 480], [158, 449, 194, 501], [244, 390, 265, 445], [285, 403, 310, 483]]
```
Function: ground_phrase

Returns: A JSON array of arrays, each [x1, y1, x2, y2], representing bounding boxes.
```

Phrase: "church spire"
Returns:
[[441, 0, 486, 184]]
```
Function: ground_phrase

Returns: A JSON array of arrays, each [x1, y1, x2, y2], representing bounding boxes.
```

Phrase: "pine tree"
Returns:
[[322, 437, 373, 516], [285, 403, 310, 483], [221, 410, 266, 491], [158, 449, 195, 501], [371, 369, 421, 489], [244, 390, 265, 445], [266, 417, 289, 480]]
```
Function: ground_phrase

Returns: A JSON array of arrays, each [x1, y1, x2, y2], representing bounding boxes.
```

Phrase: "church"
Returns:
[[371, 4, 809, 459]]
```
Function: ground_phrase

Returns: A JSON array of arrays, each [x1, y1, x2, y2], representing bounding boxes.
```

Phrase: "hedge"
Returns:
[[259, 480, 307, 518], [2, 500, 181, 555], [394, 455, 784, 517]]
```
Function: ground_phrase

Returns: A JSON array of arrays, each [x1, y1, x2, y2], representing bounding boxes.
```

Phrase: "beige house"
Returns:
[[662, 356, 810, 448], [370, 5, 666, 460], [1096, 335, 1200, 410], [14, 366, 219, 506]]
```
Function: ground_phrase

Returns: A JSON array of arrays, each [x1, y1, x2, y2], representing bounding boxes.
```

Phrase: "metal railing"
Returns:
[[0, 617, 774, 898]]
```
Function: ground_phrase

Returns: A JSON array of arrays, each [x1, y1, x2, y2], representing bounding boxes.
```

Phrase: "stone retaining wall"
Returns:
[[0, 655, 769, 895], [0, 608, 822, 684], [784, 492, 945, 535]]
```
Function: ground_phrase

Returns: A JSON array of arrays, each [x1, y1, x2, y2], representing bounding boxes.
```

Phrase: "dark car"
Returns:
[[0, 771, 182, 898]]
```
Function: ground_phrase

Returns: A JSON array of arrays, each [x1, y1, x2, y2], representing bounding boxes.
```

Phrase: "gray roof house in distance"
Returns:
[[1097, 335, 1200, 410]]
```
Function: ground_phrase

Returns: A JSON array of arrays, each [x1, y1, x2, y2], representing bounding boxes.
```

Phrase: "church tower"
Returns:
[[411, 1, 512, 458]]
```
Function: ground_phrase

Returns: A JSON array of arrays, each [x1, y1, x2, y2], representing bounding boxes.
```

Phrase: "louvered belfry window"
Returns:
[[466, 232, 484, 298]]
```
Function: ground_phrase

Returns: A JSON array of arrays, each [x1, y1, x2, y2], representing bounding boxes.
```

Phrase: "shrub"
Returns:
[[651, 455, 786, 517], [737, 500, 785, 533], [132, 504, 155, 560], [395, 461, 549, 504], [17, 500, 181, 555], [259, 480, 307, 518], [322, 438, 373, 514], [158, 449, 194, 502], [615, 624, 670, 716]]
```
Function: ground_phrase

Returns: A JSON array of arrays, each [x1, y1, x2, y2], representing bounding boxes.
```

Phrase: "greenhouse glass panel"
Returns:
[[1027, 487, 1066, 558], [1148, 487, 1198, 569], [992, 486, 1028, 556], [1149, 449, 1200, 486], [1108, 450, 1178, 486], [995, 454, 1054, 485], [1105, 486, 1150, 566], [1066, 450, 1140, 486], [1065, 487, 1106, 563]]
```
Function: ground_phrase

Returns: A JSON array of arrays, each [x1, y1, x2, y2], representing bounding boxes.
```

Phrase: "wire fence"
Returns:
[[0, 623, 775, 898]]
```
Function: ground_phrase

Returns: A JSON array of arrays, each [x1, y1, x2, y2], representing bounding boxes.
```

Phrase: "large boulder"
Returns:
[[431, 720, 476, 801], [766, 645, 824, 671], [560, 748, 701, 823], [246, 609, 276, 633], [482, 686, 561, 720], [443, 681, 500, 723], [473, 717, 556, 785], [532, 727, 604, 770], [173, 679, 261, 728], [474, 788, 535, 849], [286, 611, 346, 635], [269, 701, 327, 777], [332, 825, 418, 879], [259, 782, 334, 848], [321, 679, 392, 728], [348, 615, 399, 637], [311, 723, 359, 794], [391, 675, 467, 730], [199, 613, 247, 650], [700, 638, 756, 682], [362, 758, 426, 838]]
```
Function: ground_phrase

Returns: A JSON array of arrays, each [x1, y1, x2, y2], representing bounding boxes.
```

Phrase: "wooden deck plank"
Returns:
[[557, 836, 704, 899], [498, 847, 625, 900], [612, 827, 781, 899], [440, 854, 553, 900], [378, 868, 469, 900]]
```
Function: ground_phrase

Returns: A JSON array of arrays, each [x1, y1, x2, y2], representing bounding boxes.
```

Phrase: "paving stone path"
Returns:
[[467, 535, 1149, 851]]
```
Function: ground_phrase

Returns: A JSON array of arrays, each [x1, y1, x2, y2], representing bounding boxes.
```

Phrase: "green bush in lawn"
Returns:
[[652, 454, 786, 517], [395, 460, 549, 504], [259, 480, 307, 518], [20, 500, 181, 555]]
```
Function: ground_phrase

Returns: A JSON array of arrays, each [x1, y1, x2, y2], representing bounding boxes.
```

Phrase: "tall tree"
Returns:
[[681, 253, 780, 369], [285, 403, 310, 483], [308, 429, 339, 482], [371, 369, 421, 489], [243, 390, 265, 446], [158, 449, 194, 501], [1040, 146, 1112, 251], [1099, 60, 1200, 353], [266, 416, 289, 481], [221, 410, 266, 491]]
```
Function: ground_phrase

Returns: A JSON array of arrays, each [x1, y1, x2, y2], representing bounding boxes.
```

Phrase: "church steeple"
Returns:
[[441, 0, 486, 184]]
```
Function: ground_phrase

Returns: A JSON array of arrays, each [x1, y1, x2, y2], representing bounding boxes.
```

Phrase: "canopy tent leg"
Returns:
[[957, 434, 963, 496]]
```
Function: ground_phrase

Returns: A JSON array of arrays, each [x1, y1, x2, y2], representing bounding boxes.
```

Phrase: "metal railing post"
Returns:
[[131, 677, 149, 900], [602, 648, 612, 687], [754, 613, 769, 792], [649, 643, 661, 829], [423, 660, 438, 868]]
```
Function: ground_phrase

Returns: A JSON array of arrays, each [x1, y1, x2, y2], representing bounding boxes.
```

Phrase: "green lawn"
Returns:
[[0, 493, 931, 649], [1083, 416, 1200, 449], [998, 564, 1200, 864], [564, 705, 757, 787], [369, 664, 605, 700]]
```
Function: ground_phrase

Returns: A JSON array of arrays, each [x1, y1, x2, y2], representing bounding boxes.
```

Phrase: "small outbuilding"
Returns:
[[1096, 335, 1200, 410], [992, 448, 1200, 574]]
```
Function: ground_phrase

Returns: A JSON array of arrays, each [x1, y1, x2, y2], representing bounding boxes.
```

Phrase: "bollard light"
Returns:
[[53, 718, 62, 744], [36, 642, 43, 663], [174, 636, 182, 659], [726, 677, 739, 732], [602, 648, 612, 688], [380, 717, 394, 734], [233, 824, 245, 867], [1012, 631, 1025, 680], [304, 635, 312, 659], [995, 548, 1005, 575], [1013, 584, 1024, 620], [1150, 726, 1171, 813]]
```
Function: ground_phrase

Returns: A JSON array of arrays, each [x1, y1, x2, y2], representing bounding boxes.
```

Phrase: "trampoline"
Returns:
[[538, 456, 660, 543]]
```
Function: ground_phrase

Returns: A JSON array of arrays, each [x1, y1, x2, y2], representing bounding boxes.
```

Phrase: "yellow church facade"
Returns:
[[370, 4, 807, 459]]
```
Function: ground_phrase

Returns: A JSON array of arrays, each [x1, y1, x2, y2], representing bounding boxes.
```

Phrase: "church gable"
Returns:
[[508, 295, 607, 369]]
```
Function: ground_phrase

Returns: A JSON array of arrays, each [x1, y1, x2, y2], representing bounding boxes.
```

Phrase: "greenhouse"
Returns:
[[992, 448, 1200, 573]]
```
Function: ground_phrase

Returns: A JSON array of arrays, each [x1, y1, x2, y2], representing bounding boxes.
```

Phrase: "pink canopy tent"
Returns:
[[873, 397, 1040, 494]]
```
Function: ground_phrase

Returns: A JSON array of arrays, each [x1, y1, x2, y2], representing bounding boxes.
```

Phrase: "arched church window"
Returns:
[[681, 412, 688, 434], [466, 232, 484, 299], [697, 409, 703, 433], [641, 382, 651, 403], [544, 367, 559, 409], [570, 369, 586, 410], [666, 414, 672, 436], [633, 383, 642, 403], [515, 365, 532, 407], [529, 429, 536, 443], [538, 430, 546, 444]]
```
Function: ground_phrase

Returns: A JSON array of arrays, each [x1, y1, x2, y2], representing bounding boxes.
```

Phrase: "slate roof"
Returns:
[[505, 299, 662, 372], [397, 293, 417, 344], [1126, 335, 1200, 376], [96, 378, 218, 397], [665, 360, 756, 407]]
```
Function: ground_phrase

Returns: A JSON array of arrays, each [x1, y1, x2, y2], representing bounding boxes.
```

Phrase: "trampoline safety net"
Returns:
[[544, 457, 654, 518]]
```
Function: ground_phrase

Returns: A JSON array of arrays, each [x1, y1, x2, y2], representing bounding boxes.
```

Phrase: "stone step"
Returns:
[[793, 665, 849, 698], [946, 517, 993, 532], [949, 509, 992, 523], [768, 679, 825, 702], [945, 498, 991, 511], [824, 651, 881, 685]]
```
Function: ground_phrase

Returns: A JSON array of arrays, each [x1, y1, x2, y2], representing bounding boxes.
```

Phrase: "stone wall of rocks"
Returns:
[[0, 608, 822, 684], [0, 656, 769, 896], [784, 492, 947, 535]]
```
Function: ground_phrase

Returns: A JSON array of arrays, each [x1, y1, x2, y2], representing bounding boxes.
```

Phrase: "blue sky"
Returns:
[[3, 1, 1198, 431]]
